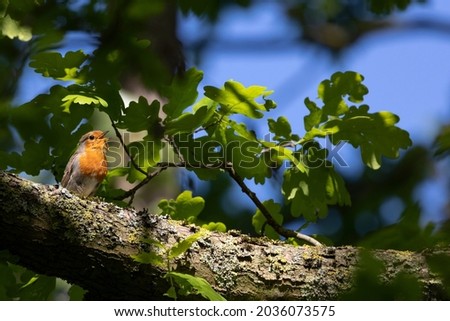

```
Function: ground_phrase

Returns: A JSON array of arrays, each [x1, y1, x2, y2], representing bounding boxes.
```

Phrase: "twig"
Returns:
[[108, 119, 168, 201], [225, 166, 323, 247], [109, 118, 147, 176], [115, 168, 167, 201]]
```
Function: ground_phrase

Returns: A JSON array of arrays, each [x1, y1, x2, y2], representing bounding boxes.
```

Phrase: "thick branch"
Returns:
[[0, 171, 448, 300]]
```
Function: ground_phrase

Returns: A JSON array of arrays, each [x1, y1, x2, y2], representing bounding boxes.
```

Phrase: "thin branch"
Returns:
[[109, 119, 168, 201], [114, 167, 168, 201], [109, 118, 147, 176], [167, 137, 185, 163], [224, 166, 323, 247]]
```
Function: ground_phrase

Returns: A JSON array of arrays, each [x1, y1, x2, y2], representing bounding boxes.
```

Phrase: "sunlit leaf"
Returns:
[[323, 106, 412, 169], [29, 50, 88, 82], [202, 222, 227, 232], [268, 116, 298, 142], [131, 251, 165, 267], [61, 93, 107, 112], [166, 272, 226, 301], [159, 191, 205, 221], [204, 80, 272, 119], [0, 14, 32, 41], [169, 231, 207, 259]]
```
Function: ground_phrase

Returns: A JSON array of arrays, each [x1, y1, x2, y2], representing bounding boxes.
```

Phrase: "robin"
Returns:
[[61, 130, 109, 197]]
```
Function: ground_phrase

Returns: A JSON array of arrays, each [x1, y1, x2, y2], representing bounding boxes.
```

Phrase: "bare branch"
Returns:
[[224, 165, 323, 247]]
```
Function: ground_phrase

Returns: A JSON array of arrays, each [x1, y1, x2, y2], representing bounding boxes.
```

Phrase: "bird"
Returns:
[[61, 130, 109, 197]]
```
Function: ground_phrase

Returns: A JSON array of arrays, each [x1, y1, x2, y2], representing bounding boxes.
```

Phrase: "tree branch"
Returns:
[[110, 118, 148, 177], [0, 171, 448, 300], [224, 165, 323, 246]]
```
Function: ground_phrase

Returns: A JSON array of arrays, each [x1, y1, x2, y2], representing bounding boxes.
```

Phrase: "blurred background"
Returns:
[[2, 0, 450, 247]]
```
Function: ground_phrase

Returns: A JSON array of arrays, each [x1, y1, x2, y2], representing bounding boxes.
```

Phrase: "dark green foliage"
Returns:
[[368, 0, 425, 15], [340, 251, 423, 300], [360, 204, 441, 251], [0, 251, 57, 300], [427, 254, 450, 299], [434, 124, 450, 157]]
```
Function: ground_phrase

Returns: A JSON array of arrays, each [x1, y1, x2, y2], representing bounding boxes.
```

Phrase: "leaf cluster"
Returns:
[[0, 43, 412, 245], [0, 250, 83, 300]]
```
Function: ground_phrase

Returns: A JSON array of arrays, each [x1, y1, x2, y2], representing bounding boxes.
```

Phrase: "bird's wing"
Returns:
[[60, 153, 77, 187]]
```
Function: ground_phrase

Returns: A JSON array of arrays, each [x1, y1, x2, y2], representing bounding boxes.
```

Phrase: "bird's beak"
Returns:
[[100, 131, 109, 140]]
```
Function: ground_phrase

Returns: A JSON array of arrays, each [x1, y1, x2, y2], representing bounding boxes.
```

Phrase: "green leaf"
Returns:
[[303, 72, 412, 170], [202, 222, 227, 232], [29, 50, 88, 82], [204, 80, 272, 119], [0, 263, 16, 300], [326, 166, 351, 206], [229, 120, 257, 142], [252, 200, 283, 240], [174, 191, 205, 220], [0, 0, 8, 17], [341, 250, 422, 300], [131, 251, 165, 267], [119, 97, 162, 134], [169, 231, 207, 259], [368, 0, 413, 15], [269, 145, 307, 174], [19, 139, 51, 175], [0, 14, 32, 41], [17, 275, 56, 300], [319, 71, 368, 115], [127, 134, 164, 170], [303, 97, 323, 131], [173, 133, 223, 181], [68, 285, 86, 301], [165, 104, 215, 135], [61, 93, 108, 112], [427, 254, 450, 298], [162, 68, 203, 118], [323, 106, 412, 169], [165, 285, 177, 300], [106, 167, 129, 179], [304, 71, 368, 130], [282, 164, 350, 222], [224, 128, 271, 184], [434, 124, 450, 157], [140, 238, 165, 249], [166, 272, 226, 301], [360, 203, 438, 251], [159, 191, 205, 221], [268, 116, 298, 142]]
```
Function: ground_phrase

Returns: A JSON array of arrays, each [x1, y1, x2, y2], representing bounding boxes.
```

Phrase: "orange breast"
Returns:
[[78, 149, 108, 180]]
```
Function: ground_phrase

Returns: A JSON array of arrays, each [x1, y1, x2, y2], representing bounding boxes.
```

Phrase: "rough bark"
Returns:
[[0, 171, 448, 300]]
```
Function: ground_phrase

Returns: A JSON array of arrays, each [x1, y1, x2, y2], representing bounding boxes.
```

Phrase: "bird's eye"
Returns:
[[89, 135, 95, 140]]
